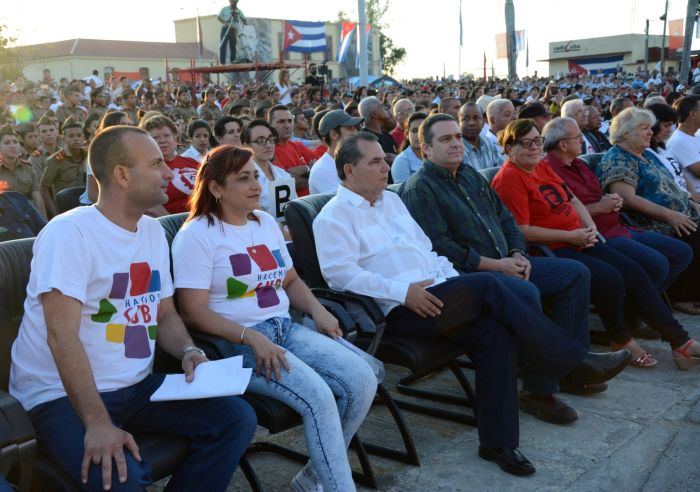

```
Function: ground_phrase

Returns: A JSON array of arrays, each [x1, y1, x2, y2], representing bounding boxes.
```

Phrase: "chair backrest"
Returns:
[[54, 186, 86, 214], [478, 166, 500, 185], [157, 213, 188, 249], [0, 239, 34, 392], [578, 152, 603, 173], [284, 193, 335, 289]]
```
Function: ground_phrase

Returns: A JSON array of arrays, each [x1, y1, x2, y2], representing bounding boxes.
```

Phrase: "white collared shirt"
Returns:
[[313, 186, 458, 314]]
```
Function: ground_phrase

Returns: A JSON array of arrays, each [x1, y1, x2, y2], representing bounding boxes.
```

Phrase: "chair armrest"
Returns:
[[311, 288, 386, 355], [0, 391, 34, 447], [527, 243, 556, 258], [0, 390, 35, 490]]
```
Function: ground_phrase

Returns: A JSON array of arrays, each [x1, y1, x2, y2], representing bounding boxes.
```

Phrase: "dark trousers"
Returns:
[[385, 273, 587, 449], [29, 374, 257, 492], [220, 26, 237, 64], [554, 238, 690, 348], [668, 228, 700, 302]]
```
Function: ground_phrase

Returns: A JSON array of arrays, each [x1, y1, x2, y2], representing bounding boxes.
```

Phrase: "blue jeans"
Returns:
[[29, 374, 257, 492], [492, 256, 591, 395], [228, 317, 377, 492]]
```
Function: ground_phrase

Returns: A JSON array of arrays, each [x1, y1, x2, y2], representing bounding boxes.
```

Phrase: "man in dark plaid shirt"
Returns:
[[400, 114, 597, 426]]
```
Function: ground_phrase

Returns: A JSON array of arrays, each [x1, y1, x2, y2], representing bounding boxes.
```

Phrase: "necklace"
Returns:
[[228, 219, 256, 253]]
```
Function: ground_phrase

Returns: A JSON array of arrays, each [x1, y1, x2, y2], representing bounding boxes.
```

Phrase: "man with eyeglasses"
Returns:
[[400, 114, 604, 425], [561, 99, 595, 155]]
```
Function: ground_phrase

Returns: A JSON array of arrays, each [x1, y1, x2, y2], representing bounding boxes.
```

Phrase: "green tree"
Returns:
[[337, 0, 407, 76], [0, 25, 23, 81]]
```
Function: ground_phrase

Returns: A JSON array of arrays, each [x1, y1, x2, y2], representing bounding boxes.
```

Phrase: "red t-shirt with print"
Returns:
[[165, 155, 200, 214], [492, 160, 583, 249]]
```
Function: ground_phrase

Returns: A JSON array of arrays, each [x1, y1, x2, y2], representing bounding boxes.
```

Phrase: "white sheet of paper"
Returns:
[[150, 356, 252, 402]]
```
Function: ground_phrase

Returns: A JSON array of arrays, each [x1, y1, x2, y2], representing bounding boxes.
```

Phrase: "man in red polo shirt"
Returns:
[[268, 104, 316, 196]]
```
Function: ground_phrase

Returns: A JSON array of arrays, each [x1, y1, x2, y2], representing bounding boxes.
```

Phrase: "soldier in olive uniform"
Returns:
[[15, 123, 40, 161], [40, 117, 87, 217], [170, 86, 198, 122], [55, 85, 87, 127], [0, 125, 47, 218], [29, 113, 60, 180], [87, 87, 109, 121], [151, 87, 173, 115], [120, 88, 141, 125]]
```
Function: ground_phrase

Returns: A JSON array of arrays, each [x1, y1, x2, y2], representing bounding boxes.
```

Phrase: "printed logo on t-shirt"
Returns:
[[226, 244, 286, 308], [90, 262, 162, 359], [539, 184, 565, 210], [171, 167, 197, 195]]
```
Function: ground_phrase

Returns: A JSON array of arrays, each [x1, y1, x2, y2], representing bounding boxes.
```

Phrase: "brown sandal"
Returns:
[[672, 302, 700, 315]]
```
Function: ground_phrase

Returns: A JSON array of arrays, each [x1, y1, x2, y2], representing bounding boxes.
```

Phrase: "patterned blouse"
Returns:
[[597, 145, 699, 235]]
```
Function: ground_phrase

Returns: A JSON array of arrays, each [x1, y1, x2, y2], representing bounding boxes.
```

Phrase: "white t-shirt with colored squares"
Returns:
[[172, 211, 292, 327], [10, 206, 174, 411]]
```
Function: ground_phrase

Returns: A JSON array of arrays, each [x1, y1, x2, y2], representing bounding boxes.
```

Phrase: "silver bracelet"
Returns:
[[181, 345, 205, 359], [240, 327, 248, 344]]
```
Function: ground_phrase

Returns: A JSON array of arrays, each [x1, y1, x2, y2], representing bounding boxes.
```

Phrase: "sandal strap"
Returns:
[[673, 340, 695, 358]]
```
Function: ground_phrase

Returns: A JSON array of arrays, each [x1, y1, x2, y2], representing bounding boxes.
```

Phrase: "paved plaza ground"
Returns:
[[154, 313, 700, 492]]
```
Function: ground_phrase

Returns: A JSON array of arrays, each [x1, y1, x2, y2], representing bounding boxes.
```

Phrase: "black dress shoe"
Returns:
[[518, 391, 578, 424], [562, 349, 631, 388], [478, 446, 536, 476], [559, 381, 608, 395]]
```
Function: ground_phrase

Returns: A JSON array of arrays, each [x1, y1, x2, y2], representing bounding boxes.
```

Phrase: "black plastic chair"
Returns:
[[284, 194, 477, 428], [0, 238, 189, 491], [54, 187, 86, 214], [578, 152, 604, 173], [477, 166, 501, 185], [157, 213, 381, 489]]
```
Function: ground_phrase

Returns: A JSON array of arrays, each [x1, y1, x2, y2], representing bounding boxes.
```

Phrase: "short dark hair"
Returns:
[[418, 113, 456, 146], [88, 126, 148, 186], [672, 95, 700, 123], [334, 131, 378, 181], [214, 116, 243, 139], [267, 104, 290, 122]]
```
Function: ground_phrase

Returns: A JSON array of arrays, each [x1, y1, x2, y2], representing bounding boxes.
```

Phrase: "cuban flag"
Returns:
[[337, 22, 356, 63], [568, 55, 623, 76], [283, 20, 327, 53]]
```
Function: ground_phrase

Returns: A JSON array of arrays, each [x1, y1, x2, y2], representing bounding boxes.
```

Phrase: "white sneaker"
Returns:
[[291, 465, 323, 492]]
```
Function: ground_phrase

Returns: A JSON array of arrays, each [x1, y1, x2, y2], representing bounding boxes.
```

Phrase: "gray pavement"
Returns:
[[153, 313, 700, 491]]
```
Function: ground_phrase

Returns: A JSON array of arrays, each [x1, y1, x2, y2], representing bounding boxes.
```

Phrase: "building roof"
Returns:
[[14, 38, 216, 61]]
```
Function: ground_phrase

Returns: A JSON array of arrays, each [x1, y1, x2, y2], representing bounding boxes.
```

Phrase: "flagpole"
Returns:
[[458, 0, 462, 78], [358, 0, 368, 87]]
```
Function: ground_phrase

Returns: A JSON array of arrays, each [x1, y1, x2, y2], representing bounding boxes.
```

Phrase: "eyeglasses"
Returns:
[[516, 137, 545, 149], [250, 136, 277, 146], [561, 134, 584, 142]]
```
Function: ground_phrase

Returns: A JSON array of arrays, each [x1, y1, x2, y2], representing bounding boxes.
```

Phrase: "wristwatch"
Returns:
[[508, 249, 528, 258], [181, 346, 206, 359]]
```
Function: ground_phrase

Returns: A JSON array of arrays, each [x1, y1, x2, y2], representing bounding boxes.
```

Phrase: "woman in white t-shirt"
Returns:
[[180, 119, 214, 162], [172, 145, 376, 492], [240, 119, 292, 211], [646, 103, 695, 196], [275, 69, 293, 106]]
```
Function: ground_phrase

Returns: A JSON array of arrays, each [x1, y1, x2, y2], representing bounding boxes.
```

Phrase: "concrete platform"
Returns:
[[153, 313, 700, 491]]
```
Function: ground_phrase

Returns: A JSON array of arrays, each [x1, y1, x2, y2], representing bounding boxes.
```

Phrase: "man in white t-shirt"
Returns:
[[668, 95, 700, 194], [9, 126, 256, 490], [308, 109, 363, 194]]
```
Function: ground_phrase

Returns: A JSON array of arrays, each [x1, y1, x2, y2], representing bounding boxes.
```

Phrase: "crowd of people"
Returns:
[[3, 62, 700, 490]]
